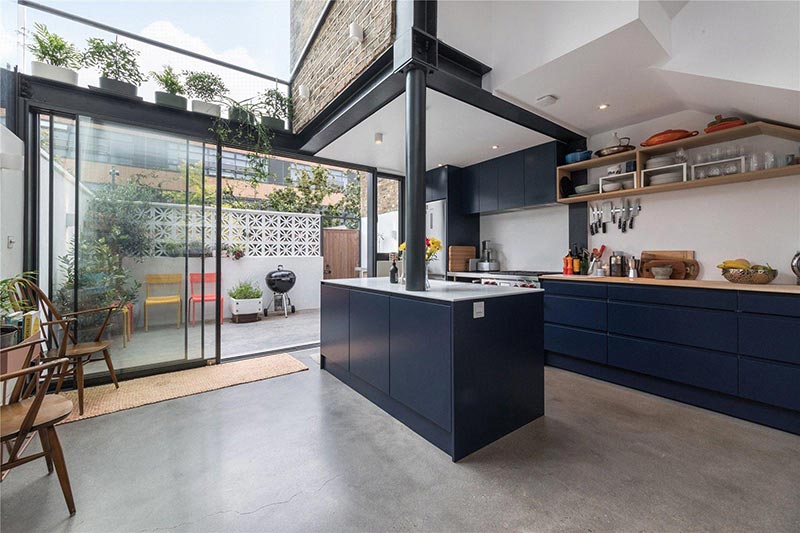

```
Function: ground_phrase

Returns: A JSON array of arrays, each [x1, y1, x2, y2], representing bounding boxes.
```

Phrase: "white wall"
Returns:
[[586, 111, 800, 283], [123, 256, 323, 327], [0, 125, 24, 278], [480, 204, 569, 272]]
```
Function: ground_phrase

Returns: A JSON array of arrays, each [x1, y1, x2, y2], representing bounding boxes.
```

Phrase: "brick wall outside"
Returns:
[[290, 0, 394, 133], [290, 0, 328, 68]]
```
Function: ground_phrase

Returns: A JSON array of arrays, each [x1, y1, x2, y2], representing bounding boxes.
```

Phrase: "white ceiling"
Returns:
[[317, 89, 554, 174]]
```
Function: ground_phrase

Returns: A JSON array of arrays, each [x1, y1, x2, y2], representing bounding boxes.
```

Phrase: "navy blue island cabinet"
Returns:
[[541, 277, 800, 435], [320, 278, 545, 461]]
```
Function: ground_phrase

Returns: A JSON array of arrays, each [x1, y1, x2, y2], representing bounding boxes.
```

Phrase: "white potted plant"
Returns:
[[228, 280, 263, 317], [151, 65, 187, 109], [27, 23, 83, 85], [83, 37, 146, 98], [184, 70, 228, 117]]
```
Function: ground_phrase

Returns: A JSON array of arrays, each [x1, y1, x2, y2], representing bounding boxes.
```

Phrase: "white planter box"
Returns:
[[230, 297, 263, 315], [31, 61, 78, 85], [192, 100, 221, 117]]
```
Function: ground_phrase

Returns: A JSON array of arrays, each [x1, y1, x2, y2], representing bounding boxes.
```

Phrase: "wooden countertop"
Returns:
[[539, 275, 800, 295]]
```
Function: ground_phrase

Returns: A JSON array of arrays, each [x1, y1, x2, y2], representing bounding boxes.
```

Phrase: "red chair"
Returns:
[[188, 273, 223, 326]]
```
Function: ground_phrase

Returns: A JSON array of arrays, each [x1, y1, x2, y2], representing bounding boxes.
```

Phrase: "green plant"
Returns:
[[150, 65, 184, 95], [84, 38, 145, 85], [258, 88, 292, 120], [212, 97, 273, 183], [184, 70, 228, 101], [228, 281, 262, 299], [0, 272, 36, 317], [27, 23, 83, 69]]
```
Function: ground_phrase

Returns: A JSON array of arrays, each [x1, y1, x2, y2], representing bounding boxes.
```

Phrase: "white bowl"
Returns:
[[602, 182, 623, 192]]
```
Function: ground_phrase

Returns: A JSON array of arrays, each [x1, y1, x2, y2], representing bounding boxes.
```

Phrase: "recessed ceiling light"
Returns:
[[437, 163, 443, 167], [536, 94, 558, 107], [374, 132, 383, 145], [597, 103, 610, 110], [492, 145, 499, 150]]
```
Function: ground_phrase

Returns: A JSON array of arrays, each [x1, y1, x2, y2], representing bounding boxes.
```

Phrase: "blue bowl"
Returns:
[[565, 150, 592, 164]]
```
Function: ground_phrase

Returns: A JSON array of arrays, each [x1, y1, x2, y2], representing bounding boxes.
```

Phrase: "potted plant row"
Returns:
[[83, 38, 145, 97], [28, 23, 82, 85]]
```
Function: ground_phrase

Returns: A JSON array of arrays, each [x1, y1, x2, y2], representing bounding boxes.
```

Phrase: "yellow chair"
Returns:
[[144, 274, 182, 332]]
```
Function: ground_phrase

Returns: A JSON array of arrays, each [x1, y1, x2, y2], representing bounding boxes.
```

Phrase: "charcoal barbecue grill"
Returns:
[[265, 265, 296, 318]]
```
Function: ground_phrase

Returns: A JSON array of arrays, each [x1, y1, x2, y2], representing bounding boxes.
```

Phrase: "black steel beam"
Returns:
[[404, 66, 427, 291], [426, 69, 584, 145], [437, 41, 490, 87]]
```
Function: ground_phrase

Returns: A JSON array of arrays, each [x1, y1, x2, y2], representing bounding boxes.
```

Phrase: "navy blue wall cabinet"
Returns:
[[425, 166, 448, 202], [459, 141, 565, 215], [542, 279, 800, 435], [424, 166, 480, 261], [478, 159, 499, 213], [320, 281, 544, 461], [524, 141, 566, 206], [497, 150, 524, 210], [349, 291, 391, 394]]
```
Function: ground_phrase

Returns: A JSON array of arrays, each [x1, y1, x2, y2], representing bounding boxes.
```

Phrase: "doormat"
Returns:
[[58, 353, 307, 424]]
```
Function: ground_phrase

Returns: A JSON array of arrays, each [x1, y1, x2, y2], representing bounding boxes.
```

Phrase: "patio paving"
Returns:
[[84, 309, 320, 376]]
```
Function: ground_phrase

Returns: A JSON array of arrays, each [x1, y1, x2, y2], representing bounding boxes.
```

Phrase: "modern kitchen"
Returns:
[[317, 0, 800, 468]]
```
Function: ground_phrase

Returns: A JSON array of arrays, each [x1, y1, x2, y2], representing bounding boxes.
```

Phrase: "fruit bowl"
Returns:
[[721, 268, 778, 284]]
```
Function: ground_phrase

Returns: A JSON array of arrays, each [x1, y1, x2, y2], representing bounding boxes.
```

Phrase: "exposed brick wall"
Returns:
[[290, 0, 328, 69], [290, 0, 395, 133]]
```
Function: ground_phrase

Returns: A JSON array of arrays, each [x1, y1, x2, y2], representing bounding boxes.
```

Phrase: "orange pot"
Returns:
[[640, 129, 699, 147]]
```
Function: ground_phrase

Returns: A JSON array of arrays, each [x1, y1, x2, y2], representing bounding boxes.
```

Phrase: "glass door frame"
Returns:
[[374, 172, 405, 264]]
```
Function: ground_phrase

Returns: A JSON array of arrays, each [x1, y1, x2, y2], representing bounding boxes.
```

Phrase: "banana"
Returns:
[[717, 259, 751, 269]]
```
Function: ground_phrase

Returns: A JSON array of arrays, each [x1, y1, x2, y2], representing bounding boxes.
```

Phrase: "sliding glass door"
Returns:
[[36, 113, 219, 375]]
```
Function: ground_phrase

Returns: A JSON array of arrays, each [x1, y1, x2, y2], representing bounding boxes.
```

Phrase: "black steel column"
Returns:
[[404, 66, 426, 291]]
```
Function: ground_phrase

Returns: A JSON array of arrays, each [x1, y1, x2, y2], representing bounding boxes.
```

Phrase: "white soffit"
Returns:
[[316, 89, 554, 175]]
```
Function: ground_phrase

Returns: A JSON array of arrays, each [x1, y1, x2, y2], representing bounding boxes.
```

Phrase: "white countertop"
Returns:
[[447, 271, 540, 280], [322, 277, 542, 302]]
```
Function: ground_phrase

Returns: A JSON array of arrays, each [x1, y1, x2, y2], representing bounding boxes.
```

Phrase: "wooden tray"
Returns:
[[641, 250, 695, 263], [448, 246, 476, 272]]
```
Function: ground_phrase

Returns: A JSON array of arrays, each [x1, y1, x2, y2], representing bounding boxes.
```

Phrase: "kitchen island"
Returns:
[[320, 278, 544, 461]]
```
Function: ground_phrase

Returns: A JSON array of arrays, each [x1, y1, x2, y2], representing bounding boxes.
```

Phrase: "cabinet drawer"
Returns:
[[608, 335, 738, 395], [739, 292, 800, 318], [608, 285, 736, 311], [544, 324, 606, 363], [541, 280, 607, 299], [544, 295, 607, 331], [608, 302, 737, 353], [740, 358, 800, 411], [739, 314, 800, 365]]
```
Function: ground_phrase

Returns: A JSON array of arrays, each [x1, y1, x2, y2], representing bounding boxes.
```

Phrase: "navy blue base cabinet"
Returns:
[[320, 281, 545, 461], [542, 279, 800, 435]]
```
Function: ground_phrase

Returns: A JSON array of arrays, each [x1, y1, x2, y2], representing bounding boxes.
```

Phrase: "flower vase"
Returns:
[[425, 262, 431, 290]]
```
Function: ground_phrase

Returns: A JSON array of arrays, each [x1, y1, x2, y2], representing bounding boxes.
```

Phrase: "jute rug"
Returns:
[[58, 353, 307, 424]]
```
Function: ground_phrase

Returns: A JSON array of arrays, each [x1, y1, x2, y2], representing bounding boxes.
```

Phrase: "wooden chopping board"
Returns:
[[448, 246, 476, 272], [641, 250, 695, 263], [641, 260, 687, 279]]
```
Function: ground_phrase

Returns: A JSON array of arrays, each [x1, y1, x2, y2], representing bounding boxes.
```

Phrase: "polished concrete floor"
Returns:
[[3, 349, 799, 532], [84, 310, 320, 375]]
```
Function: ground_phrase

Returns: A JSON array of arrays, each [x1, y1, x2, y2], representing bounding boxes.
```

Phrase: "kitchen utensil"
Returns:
[[791, 251, 800, 285], [704, 114, 746, 133], [640, 129, 699, 147], [607, 164, 622, 175], [621, 199, 630, 232], [594, 132, 635, 158], [643, 260, 686, 279], [721, 268, 778, 284], [628, 256, 639, 279], [565, 150, 592, 164], [477, 240, 500, 272], [648, 172, 683, 186], [602, 182, 623, 192], [601, 203, 611, 233], [629, 199, 641, 229], [650, 265, 674, 280], [682, 259, 700, 280], [610, 253, 625, 277], [575, 183, 600, 194], [645, 155, 676, 169], [448, 245, 477, 272]]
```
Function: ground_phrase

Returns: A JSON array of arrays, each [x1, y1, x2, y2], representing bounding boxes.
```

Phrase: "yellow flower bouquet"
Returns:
[[398, 237, 442, 263]]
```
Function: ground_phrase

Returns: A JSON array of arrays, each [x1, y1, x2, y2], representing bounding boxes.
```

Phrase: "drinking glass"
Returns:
[[765, 151, 776, 169], [724, 162, 738, 175], [710, 147, 722, 161], [708, 166, 721, 177]]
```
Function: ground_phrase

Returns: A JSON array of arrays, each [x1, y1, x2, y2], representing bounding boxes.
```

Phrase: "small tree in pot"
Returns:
[[151, 65, 187, 109], [84, 38, 146, 97], [257, 88, 291, 130], [27, 23, 83, 85], [184, 70, 228, 117]]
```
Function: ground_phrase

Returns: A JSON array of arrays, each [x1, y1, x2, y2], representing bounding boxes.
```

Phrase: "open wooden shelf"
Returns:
[[556, 121, 800, 204], [557, 164, 800, 204]]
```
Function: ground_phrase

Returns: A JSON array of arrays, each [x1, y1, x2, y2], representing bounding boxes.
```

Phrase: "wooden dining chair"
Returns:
[[144, 274, 182, 331], [9, 278, 121, 415], [188, 272, 223, 327], [1, 338, 75, 515]]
